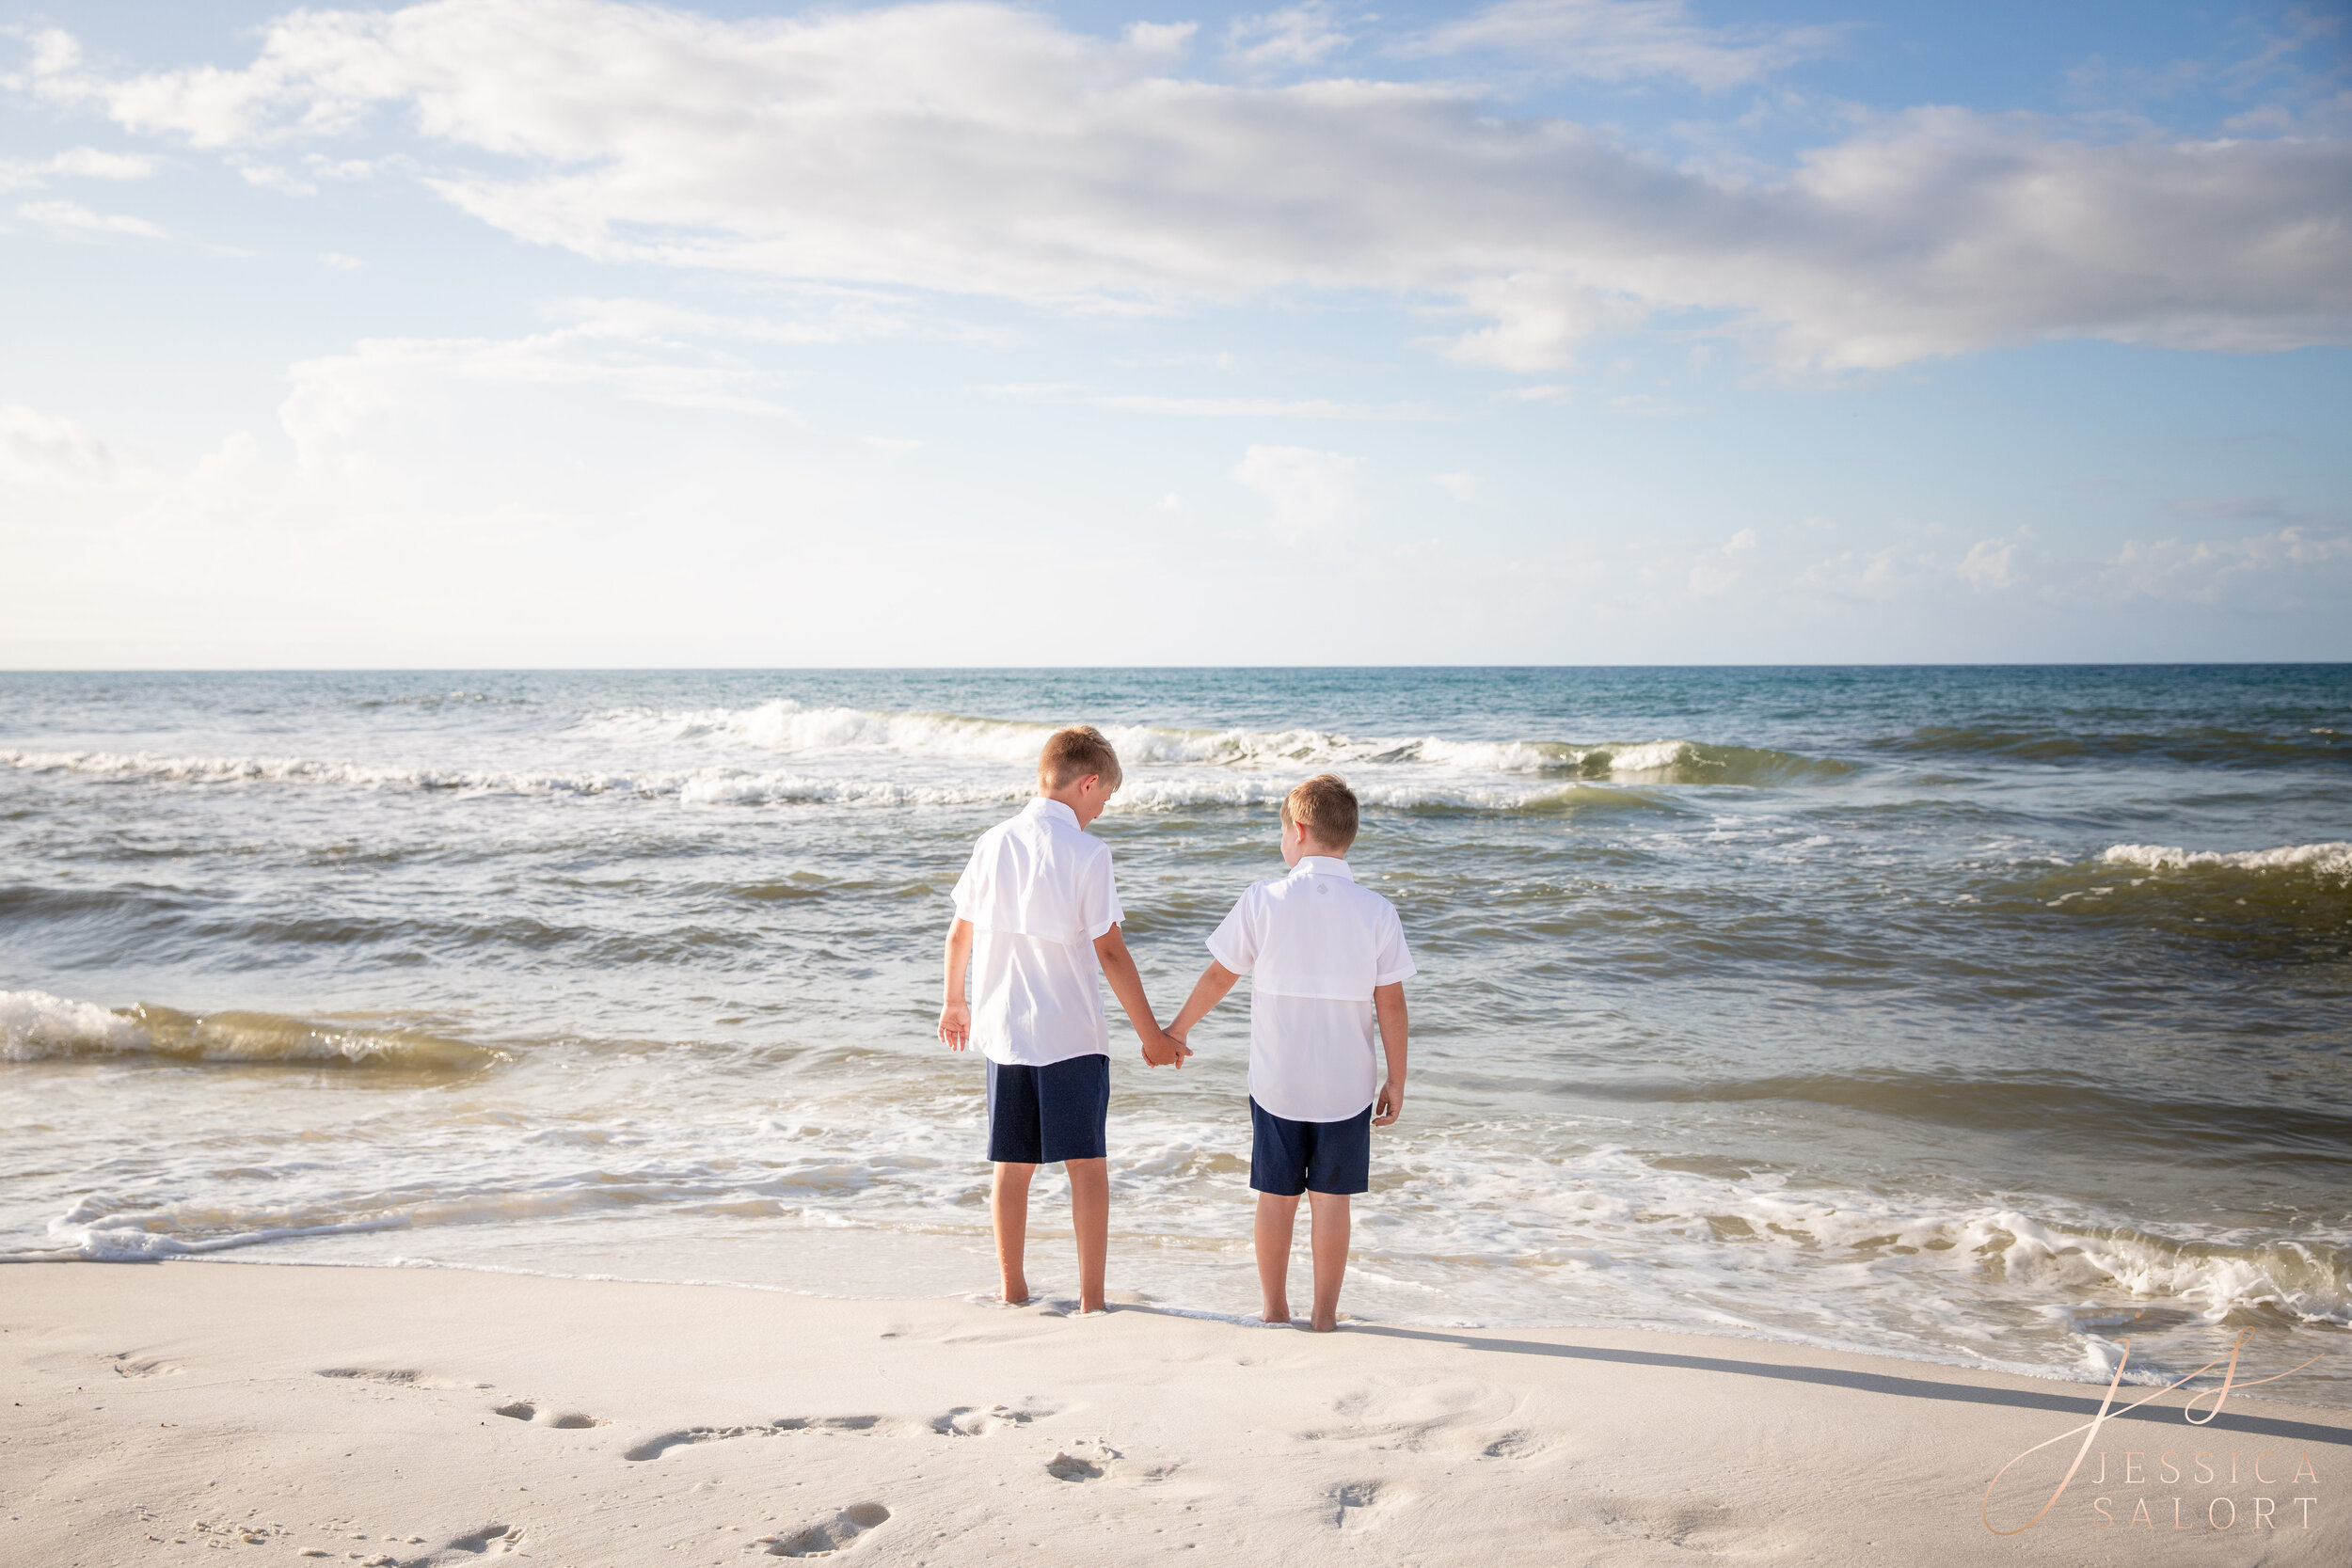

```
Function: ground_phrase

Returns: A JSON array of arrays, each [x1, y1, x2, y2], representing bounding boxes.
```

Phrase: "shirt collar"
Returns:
[[1026, 797, 1081, 829], [1291, 855, 1354, 880]]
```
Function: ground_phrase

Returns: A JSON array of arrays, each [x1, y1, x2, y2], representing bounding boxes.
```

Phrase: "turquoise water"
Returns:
[[2, 667, 2345, 1403]]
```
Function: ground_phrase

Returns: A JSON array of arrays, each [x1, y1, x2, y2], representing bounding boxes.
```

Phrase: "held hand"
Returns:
[[937, 999, 972, 1051], [1373, 1078, 1403, 1126], [1141, 1027, 1194, 1068]]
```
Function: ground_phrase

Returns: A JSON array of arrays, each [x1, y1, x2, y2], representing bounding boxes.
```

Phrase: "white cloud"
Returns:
[[277, 316, 797, 483], [1604, 393, 1699, 417], [0, 146, 155, 187], [1438, 273, 1651, 371], [1431, 471, 1477, 501], [1958, 532, 2025, 590], [0, 404, 119, 488], [1226, 5, 1352, 73], [1098, 394, 1430, 419], [239, 161, 317, 195], [1412, 0, 1840, 90], [15, 1, 2352, 372], [2102, 528, 2350, 602], [1687, 525, 1756, 596], [13, 198, 167, 238], [976, 385, 1430, 419], [1234, 444, 1357, 545], [1795, 544, 1919, 603]]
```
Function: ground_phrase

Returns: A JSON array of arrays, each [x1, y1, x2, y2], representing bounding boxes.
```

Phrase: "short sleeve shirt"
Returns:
[[1206, 856, 1414, 1123], [952, 798, 1123, 1066]]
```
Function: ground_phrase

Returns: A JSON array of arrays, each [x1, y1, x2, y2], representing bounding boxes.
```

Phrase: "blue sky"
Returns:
[[3, 0, 2346, 666]]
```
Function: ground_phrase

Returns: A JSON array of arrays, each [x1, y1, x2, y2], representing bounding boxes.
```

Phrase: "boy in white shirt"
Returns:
[[937, 725, 1188, 1312], [1166, 773, 1413, 1332]]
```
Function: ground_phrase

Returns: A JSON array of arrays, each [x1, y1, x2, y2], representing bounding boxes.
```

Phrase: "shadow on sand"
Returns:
[[1346, 1323, 2352, 1448]]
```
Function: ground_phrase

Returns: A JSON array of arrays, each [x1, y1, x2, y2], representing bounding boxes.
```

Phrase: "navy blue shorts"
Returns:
[[1249, 1099, 1373, 1196], [986, 1053, 1110, 1164]]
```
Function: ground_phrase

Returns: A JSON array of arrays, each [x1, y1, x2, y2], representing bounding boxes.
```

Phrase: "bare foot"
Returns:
[[1261, 1304, 1291, 1325], [1000, 1281, 1030, 1307], [1307, 1313, 1338, 1333]]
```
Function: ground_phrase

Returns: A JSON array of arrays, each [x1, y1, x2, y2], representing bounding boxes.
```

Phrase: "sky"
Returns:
[[2, 0, 2347, 667]]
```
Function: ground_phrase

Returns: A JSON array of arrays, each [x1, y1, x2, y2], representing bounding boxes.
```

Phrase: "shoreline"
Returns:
[[8, 1241, 2343, 1429], [3, 1261, 2342, 1565], [11, 1246, 2342, 1418]]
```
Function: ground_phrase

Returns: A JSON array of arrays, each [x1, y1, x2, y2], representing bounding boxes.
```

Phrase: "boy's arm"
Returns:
[[1373, 981, 1407, 1125], [1167, 961, 1240, 1048], [1092, 925, 1191, 1067], [938, 918, 975, 1050]]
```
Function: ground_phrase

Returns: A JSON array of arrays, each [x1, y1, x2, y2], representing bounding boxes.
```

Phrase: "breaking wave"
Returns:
[[2100, 841, 2352, 879], [0, 748, 1701, 812], [1, 989, 505, 1073], [1979, 841, 2352, 951], [568, 700, 1845, 785]]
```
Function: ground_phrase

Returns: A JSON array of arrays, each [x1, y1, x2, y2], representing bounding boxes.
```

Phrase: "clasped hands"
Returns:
[[938, 998, 1193, 1069], [1141, 1023, 1193, 1069]]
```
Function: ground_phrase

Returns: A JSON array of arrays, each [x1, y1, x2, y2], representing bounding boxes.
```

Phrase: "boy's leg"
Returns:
[[1306, 1191, 1351, 1332], [1254, 1193, 1300, 1323], [991, 1162, 1036, 1305], [1066, 1157, 1108, 1313]]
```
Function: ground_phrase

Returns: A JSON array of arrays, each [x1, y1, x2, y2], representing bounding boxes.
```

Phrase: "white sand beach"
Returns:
[[3, 1261, 2341, 1566]]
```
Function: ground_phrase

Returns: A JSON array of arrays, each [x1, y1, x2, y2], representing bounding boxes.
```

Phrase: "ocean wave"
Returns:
[[1559, 1069, 2352, 1162], [0, 748, 1677, 813], [568, 701, 1843, 785], [1480, 1146, 2352, 1357], [1, 989, 505, 1073], [2100, 841, 2352, 879], [1686, 1196, 2351, 1335], [353, 690, 525, 709], [1977, 841, 2352, 947], [1883, 724, 2350, 768]]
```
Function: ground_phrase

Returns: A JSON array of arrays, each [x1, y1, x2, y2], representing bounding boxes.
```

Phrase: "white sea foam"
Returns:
[[567, 700, 1740, 780], [0, 989, 501, 1070], [8, 1013, 2343, 1398], [0, 748, 1661, 813], [1, 988, 144, 1060], [2100, 841, 2352, 879]]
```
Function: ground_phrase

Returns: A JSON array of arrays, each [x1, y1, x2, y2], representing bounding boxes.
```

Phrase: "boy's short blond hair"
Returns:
[[1281, 773, 1359, 852], [1039, 725, 1123, 792]]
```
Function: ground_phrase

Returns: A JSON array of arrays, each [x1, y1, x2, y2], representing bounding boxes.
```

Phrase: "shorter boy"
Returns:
[[1166, 773, 1412, 1332]]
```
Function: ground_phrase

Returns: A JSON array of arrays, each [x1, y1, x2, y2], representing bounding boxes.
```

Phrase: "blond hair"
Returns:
[[1280, 773, 1359, 852], [1038, 725, 1122, 792]]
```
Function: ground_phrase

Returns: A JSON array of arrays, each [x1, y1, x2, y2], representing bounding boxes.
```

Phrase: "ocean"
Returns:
[[3, 667, 2345, 1406]]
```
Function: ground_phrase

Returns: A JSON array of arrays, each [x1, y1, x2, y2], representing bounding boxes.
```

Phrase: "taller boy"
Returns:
[[938, 726, 1187, 1311]]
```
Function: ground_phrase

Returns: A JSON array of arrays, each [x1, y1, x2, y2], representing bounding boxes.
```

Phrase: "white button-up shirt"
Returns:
[[1206, 856, 1415, 1123], [952, 797, 1124, 1067]]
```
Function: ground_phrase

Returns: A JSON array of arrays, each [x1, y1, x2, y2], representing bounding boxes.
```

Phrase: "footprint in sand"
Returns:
[[492, 1401, 607, 1429], [1044, 1440, 1120, 1482], [439, 1523, 521, 1557], [107, 1353, 181, 1379], [1479, 1429, 1547, 1460], [760, 1503, 889, 1558], [1329, 1481, 1399, 1530], [930, 1402, 1050, 1437], [316, 1368, 488, 1390], [623, 1416, 882, 1462]]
